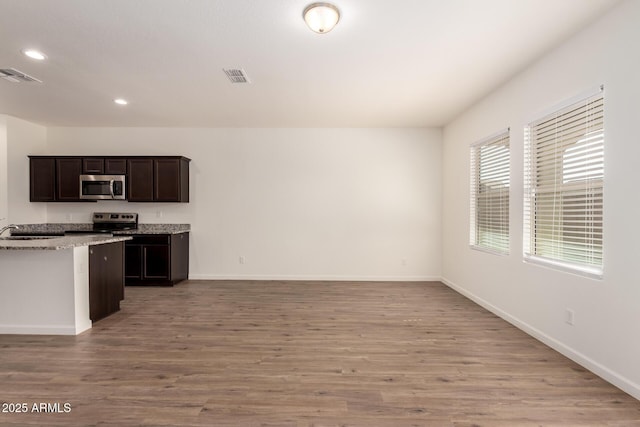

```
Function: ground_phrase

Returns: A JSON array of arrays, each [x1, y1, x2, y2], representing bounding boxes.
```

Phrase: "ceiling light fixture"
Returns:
[[113, 98, 128, 105], [303, 3, 340, 34], [22, 49, 47, 61]]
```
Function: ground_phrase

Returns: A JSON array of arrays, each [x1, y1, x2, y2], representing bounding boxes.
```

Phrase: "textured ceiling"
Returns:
[[0, 0, 620, 127]]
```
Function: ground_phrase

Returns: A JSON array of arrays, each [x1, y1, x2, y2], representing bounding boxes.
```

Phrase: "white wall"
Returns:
[[442, 0, 640, 399], [0, 247, 91, 335], [0, 116, 7, 227], [45, 127, 442, 281], [0, 114, 48, 226]]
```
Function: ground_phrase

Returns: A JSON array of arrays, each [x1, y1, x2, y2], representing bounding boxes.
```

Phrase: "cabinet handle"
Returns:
[[104, 256, 108, 261], [90, 249, 93, 255]]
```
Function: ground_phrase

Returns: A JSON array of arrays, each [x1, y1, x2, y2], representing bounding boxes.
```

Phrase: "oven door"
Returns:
[[80, 175, 126, 200]]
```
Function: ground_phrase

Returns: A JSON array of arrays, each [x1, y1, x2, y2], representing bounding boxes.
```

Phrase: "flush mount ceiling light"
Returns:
[[113, 98, 128, 105], [303, 3, 340, 34], [21, 49, 47, 61]]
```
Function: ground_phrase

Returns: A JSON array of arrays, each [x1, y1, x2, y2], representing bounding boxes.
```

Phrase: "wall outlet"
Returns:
[[65, 213, 73, 221], [239, 256, 245, 265], [565, 308, 575, 326], [401, 259, 407, 267], [155, 211, 163, 219]]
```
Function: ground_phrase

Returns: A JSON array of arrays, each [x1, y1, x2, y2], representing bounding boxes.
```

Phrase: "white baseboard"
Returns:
[[440, 276, 640, 401], [188, 274, 441, 282], [0, 324, 83, 335]]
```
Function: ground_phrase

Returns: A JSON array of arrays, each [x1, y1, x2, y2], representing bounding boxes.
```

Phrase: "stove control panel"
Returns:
[[93, 212, 138, 224]]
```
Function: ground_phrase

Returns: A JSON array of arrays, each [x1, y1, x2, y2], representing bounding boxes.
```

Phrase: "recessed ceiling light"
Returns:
[[22, 49, 47, 61], [114, 98, 128, 105]]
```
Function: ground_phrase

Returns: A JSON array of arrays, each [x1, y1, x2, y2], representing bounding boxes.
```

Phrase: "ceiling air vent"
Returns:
[[0, 68, 42, 83], [223, 68, 251, 84]]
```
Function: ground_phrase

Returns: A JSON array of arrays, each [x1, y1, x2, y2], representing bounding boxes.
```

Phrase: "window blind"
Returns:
[[523, 87, 604, 277], [470, 130, 510, 254]]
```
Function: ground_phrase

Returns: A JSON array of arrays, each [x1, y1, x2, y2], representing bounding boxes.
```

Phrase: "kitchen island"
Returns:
[[0, 235, 131, 335], [12, 223, 191, 286]]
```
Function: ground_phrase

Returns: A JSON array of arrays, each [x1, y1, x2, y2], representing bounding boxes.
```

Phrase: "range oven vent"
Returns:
[[223, 68, 251, 84], [0, 68, 42, 83]]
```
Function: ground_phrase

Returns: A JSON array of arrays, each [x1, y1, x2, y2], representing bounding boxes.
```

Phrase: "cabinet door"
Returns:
[[83, 158, 104, 174], [89, 242, 124, 322], [105, 158, 127, 175], [89, 245, 108, 322], [56, 158, 83, 201], [154, 158, 181, 201], [127, 158, 154, 201], [106, 241, 125, 306], [30, 158, 56, 201], [170, 233, 189, 282], [143, 245, 170, 279], [124, 244, 143, 280]]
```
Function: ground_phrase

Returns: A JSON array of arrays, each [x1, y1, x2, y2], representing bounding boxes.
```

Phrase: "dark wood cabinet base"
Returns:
[[124, 233, 189, 286], [89, 241, 125, 322]]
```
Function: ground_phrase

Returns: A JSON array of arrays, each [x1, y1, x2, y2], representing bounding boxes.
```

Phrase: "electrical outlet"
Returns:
[[239, 256, 245, 265], [565, 309, 575, 326], [401, 259, 407, 267], [65, 213, 73, 221], [155, 211, 163, 219]]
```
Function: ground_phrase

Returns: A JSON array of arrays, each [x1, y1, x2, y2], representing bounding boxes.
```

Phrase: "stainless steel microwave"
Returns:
[[79, 175, 126, 200]]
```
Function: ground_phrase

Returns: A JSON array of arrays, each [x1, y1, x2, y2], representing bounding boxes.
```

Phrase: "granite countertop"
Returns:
[[0, 235, 132, 251], [10, 223, 190, 236], [114, 224, 190, 235]]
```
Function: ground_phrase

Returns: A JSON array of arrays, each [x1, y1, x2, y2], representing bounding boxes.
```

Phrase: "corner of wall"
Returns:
[[0, 115, 8, 227], [5, 115, 48, 224]]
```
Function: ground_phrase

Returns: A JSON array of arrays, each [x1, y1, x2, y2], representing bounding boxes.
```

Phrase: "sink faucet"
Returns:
[[0, 224, 19, 236]]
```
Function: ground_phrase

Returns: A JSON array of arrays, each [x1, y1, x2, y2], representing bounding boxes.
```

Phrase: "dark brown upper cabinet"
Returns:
[[30, 157, 56, 202], [105, 158, 127, 175], [129, 157, 190, 203], [82, 158, 104, 174], [127, 158, 154, 202], [29, 155, 190, 203], [155, 158, 190, 202], [56, 158, 83, 201]]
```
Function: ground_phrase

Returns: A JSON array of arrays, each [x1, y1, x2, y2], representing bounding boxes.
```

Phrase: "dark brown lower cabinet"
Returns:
[[125, 233, 189, 286], [89, 242, 125, 322]]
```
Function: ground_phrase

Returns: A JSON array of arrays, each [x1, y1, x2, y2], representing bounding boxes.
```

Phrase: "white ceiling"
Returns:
[[0, 0, 620, 128]]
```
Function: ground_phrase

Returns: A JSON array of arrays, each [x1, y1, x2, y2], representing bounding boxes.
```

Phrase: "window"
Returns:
[[470, 129, 510, 254], [523, 87, 604, 278]]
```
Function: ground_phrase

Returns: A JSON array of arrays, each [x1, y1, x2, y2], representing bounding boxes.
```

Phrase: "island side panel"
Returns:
[[73, 246, 91, 334], [0, 249, 79, 334]]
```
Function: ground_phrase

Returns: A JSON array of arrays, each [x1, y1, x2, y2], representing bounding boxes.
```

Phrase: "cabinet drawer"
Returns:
[[126, 234, 170, 245]]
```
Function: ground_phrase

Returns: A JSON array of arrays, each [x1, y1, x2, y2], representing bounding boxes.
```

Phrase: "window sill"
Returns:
[[523, 255, 603, 280]]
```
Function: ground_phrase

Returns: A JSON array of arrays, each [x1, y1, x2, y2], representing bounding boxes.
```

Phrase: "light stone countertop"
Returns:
[[10, 223, 190, 236], [114, 224, 190, 235], [0, 235, 132, 251]]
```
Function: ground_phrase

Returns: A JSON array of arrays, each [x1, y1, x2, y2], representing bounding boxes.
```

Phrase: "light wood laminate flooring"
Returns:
[[1, 280, 639, 426]]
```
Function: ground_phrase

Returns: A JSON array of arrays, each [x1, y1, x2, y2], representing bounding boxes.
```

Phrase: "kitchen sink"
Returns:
[[0, 236, 58, 240]]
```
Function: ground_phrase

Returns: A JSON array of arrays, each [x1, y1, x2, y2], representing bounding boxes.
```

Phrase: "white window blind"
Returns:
[[470, 129, 510, 254], [523, 87, 604, 278]]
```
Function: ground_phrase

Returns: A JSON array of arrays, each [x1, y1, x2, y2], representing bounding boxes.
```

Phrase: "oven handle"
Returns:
[[109, 180, 115, 199]]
